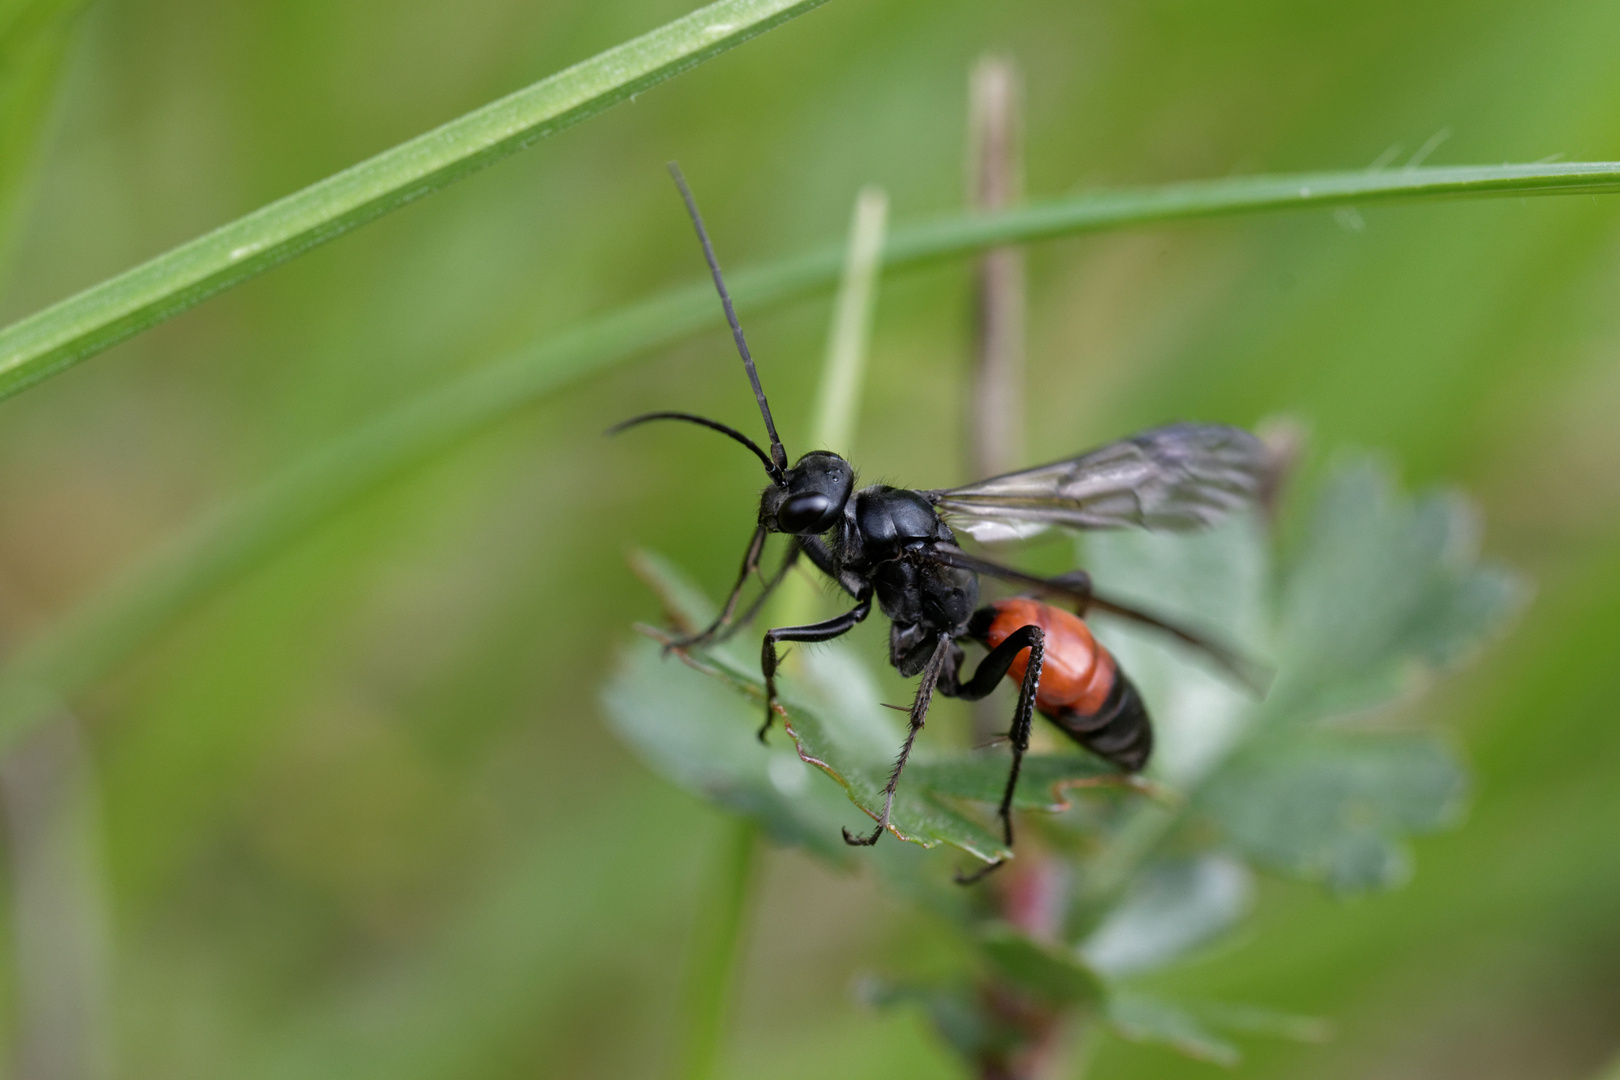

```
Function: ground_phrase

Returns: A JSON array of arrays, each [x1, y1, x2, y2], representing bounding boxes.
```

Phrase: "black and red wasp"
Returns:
[[618, 165, 1268, 880]]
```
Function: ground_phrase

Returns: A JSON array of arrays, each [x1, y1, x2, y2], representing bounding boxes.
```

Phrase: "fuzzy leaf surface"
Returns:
[[1202, 730, 1467, 892], [1106, 992, 1241, 1067], [1106, 992, 1330, 1065], [977, 925, 1106, 1005], [1271, 463, 1525, 720], [1081, 855, 1254, 977]]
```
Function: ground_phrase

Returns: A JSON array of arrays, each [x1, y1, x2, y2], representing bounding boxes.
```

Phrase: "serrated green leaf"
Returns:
[[778, 674, 1016, 863], [1106, 992, 1241, 1066], [1081, 855, 1253, 977], [1275, 463, 1526, 719], [977, 925, 1105, 1005], [601, 637, 857, 864], [1105, 993, 1329, 1065], [854, 978, 1012, 1061], [1196, 1001, 1332, 1043], [1201, 730, 1467, 892], [907, 754, 1135, 812], [1081, 513, 1271, 788], [1075, 462, 1513, 911]]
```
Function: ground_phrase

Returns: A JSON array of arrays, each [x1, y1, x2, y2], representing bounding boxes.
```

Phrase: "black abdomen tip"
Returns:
[[1049, 673, 1153, 773]]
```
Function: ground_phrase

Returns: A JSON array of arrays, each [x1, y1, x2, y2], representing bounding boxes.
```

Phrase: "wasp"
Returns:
[[619, 165, 1267, 880]]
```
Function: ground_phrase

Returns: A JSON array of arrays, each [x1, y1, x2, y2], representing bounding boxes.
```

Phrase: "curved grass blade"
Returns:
[[883, 161, 1620, 265], [3, 159, 1620, 404], [0, 0, 834, 400]]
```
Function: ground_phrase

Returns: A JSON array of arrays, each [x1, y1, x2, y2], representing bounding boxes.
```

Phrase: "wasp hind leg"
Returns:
[[946, 624, 1045, 885]]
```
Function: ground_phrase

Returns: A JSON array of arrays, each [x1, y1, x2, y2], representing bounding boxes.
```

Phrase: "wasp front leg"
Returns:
[[758, 591, 871, 741], [666, 525, 768, 650]]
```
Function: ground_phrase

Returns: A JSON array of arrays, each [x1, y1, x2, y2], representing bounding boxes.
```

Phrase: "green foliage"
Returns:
[[0, 0, 832, 399], [3, 153, 1618, 406], [0, 0, 88, 261], [608, 551, 1137, 863], [1104, 993, 1242, 1067], [0, 166, 1568, 764], [1105, 993, 1330, 1066], [600, 458, 1522, 1069], [603, 557, 857, 863], [978, 925, 1105, 1005], [1, 0, 1615, 1076], [1270, 464, 1525, 719], [1203, 731, 1465, 892]]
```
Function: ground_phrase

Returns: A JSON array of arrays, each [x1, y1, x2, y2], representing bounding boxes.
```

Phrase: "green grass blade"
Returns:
[[0, 0, 832, 400], [0, 160, 1616, 754], [674, 818, 759, 1080], [5, 158, 1614, 407], [774, 184, 887, 630], [883, 162, 1620, 263], [808, 185, 888, 459]]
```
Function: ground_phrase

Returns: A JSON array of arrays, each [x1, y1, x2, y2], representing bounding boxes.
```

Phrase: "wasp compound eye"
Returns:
[[777, 492, 836, 534]]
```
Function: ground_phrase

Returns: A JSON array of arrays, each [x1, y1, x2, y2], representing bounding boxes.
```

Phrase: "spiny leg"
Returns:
[[709, 541, 801, 646], [945, 622, 1046, 702], [715, 531, 857, 649], [666, 525, 767, 650], [759, 592, 872, 741], [844, 632, 955, 848], [953, 625, 1045, 885]]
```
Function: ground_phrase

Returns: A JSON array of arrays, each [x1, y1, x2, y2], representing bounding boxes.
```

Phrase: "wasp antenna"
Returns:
[[609, 410, 785, 483], [666, 162, 789, 476]]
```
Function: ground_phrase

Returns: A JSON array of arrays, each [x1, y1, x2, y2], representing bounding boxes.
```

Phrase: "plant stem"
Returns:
[[675, 816, 761, 1080], [962, 62, 1073, 1080], [966, 55, 1025, 483], [0, 0, 833, 401], [966, 54, 1026, 749], [0, 712, 114, 1080]]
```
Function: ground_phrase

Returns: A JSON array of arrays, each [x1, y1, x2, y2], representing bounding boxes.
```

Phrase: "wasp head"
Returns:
[[761, 451, 852, 535]]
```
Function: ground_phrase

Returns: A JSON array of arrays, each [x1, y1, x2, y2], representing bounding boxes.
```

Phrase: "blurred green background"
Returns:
[[0, 0, 1617, 1077]]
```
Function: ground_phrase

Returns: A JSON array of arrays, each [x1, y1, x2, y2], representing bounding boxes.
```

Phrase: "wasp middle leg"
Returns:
[[843, 631, 957, 848]]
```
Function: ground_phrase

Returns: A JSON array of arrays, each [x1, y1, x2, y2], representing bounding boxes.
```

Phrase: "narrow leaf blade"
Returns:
[[0, 0, 833, 399]]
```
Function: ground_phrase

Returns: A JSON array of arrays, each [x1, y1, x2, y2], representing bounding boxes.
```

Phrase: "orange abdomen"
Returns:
[[983, 597, 1117, 716]]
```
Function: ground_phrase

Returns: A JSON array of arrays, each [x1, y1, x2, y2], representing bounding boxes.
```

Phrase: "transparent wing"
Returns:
[[929, 423, 1268, 541]]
